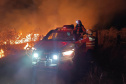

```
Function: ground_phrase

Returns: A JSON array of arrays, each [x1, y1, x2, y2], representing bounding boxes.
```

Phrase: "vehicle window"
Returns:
[[47, 31, 75, 41], [48, 33, 58, 40]]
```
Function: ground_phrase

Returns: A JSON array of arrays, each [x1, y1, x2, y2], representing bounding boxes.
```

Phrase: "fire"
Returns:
[[1, 33, 41, 45], [24, 43, 31, 50], [15, 33, 40, 44], [0, 49, 4, 58], [24, 43, 36, 56], [24, 43, 36, 50]]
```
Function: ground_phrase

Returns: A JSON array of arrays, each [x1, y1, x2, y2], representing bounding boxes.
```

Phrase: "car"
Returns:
[[31, 25, 96, 71]]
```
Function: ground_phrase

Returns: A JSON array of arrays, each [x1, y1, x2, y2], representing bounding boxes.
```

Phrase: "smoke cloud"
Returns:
[[0, 0, 126, 35]]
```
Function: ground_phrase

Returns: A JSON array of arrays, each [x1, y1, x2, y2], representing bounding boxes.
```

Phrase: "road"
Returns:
[[0, 47, 125, 84], [0, 51, 86, 84], [0, 56, 62, 84]]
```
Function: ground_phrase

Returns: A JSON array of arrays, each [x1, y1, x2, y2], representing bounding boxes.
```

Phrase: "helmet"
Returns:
[[76, 20, 82, 24]]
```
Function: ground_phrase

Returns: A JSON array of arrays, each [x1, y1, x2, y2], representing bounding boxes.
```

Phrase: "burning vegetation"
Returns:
[[0, 29, 43, 45], [0, 49, 4, 58], [15, 33, 40, 44]]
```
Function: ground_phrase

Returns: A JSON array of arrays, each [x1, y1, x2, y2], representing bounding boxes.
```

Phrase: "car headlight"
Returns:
[[33, 53, 39, 58], [53, 55, 58, 60], [62, 50, 74, 56]]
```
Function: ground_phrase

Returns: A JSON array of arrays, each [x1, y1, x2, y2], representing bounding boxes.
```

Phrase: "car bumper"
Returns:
[[32, 56, 74, 69]]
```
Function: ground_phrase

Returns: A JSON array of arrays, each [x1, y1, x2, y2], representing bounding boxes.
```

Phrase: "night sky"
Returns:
[[0, 0, 126, 35]]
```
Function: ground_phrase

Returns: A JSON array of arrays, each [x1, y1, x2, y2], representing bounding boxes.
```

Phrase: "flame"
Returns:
[[24, 43, 36, 50], [15, 33, 40, 44], [0, 49, 4, 58], [2, 33, 41, 45], [24, 43, 31, 50]]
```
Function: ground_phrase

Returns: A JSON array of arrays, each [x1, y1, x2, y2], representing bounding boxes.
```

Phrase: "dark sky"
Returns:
[[0, 0, 126, 35]]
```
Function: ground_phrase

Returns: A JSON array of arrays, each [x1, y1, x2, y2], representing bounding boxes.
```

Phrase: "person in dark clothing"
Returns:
[[74, 20, 86, 35], [73, 20, 86, 40]]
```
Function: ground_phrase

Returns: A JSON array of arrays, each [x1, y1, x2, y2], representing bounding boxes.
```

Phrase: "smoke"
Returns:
[[0, 0, 126, 35], [92, 0, 126, 30]]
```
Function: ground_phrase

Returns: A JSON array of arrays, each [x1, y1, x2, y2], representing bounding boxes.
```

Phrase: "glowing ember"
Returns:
[[3, 42, 7, 45], [0, 49, 4, 58]]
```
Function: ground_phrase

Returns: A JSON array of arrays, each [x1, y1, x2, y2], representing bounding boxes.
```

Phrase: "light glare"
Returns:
[[53, 55, 58, 60], [33, 53, 38, 58], [62, 50, 74, 56]]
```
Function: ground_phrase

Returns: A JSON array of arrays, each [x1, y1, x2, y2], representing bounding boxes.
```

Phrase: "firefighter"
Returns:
[[73, 20, 86, 40]]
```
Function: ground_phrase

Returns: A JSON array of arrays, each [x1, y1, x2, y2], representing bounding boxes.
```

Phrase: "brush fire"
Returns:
[[0, 32, 42, 45], [0, 31, 43, 52], [14, 33, 40, 44]]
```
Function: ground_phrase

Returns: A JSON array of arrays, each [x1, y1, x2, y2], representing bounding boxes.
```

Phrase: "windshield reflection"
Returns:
[[45, 31, 75, 41]]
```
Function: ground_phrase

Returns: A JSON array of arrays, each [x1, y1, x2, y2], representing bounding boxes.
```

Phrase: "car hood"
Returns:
[[34, 41, 73, 51]]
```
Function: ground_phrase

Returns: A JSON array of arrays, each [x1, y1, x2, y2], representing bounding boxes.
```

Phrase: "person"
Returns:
[[74, 20, 86, 35], [73, 20, 86, 40]]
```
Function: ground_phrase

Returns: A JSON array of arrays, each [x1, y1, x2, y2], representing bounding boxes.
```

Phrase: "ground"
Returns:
[[0, 43, 126, 84], [0, 49, 79, 84]]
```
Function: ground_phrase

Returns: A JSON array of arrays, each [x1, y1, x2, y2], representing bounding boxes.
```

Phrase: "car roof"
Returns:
[[55, 29, 73, 32]]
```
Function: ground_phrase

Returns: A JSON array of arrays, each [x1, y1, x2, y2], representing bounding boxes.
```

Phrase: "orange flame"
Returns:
[[2, 33, 40, 45], [15, 33, 40, 44], [24, 43, 31, 50], [0, 49, 4, 58]]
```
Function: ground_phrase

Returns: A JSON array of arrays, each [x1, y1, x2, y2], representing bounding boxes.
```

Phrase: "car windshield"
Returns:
[[45, 31, 76, 41]]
